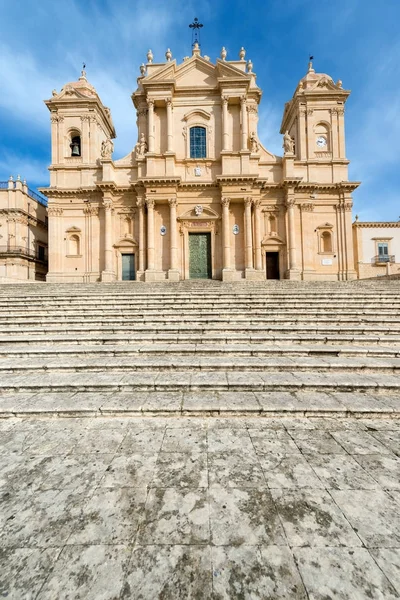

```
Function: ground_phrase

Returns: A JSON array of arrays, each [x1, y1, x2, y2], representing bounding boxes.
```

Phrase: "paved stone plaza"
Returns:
[[1, 414, 400, 599]]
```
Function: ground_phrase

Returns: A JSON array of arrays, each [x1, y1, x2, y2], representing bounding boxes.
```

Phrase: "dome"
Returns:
[[298, 61, 335, 91], [61, 70, 97, 98]]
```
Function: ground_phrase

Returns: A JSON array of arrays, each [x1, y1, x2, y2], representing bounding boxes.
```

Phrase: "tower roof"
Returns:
[[60, 69, 97, 98]]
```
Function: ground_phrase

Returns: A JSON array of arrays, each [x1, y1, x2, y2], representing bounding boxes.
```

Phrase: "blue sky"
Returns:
[[0, 0, 399, 220]]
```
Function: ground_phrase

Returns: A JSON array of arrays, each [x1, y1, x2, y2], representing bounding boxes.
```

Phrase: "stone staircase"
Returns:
[[0, 280, 399, 418]]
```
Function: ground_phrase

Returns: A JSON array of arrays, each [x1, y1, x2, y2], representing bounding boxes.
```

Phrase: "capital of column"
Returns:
[[221, 95, 229, 106], [285, 198, 296, 209], [103, 198, 113, 211], [221, 197, 230, 207], [136, 197, 145, 208], [240, 95, 247, 107], [147, 99, 154, 109], [166, 98, 173, 109], [168, 198, 177, 207], [146, 198, 155, 209], [244, 196, 252, 207], [252, 199, 261, 208]]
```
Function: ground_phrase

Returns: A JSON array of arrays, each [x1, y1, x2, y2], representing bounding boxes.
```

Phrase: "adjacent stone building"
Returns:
[[0, 177, 48, 282], [353, 219, 400, 279], [40, 44, 360, 282]]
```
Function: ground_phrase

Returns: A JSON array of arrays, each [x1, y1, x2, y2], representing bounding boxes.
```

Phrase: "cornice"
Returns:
[[353, 222, 400, 228]]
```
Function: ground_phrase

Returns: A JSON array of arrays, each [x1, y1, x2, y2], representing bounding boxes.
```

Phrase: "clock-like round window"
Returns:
[[316, 136, 327, 148]]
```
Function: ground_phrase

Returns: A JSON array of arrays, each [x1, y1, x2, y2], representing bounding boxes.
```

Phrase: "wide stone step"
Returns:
[[0, 343, 398, 359], [0, 370, 399, 394], [3, 314, 400, 326], [0, 390, 398, 418], [0, 354, 399, 374], [1, 333, 399, 346]]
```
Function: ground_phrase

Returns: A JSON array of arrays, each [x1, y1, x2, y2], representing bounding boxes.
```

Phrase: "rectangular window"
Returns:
[[190, 126, 206, 159], [38, 245, 45, 261], [377, 242, 389, 262]]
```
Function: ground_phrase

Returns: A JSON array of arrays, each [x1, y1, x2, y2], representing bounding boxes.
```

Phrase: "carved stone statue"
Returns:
[[283, 130, 294, 154], [101, 138, 114, 159], [249, 131, 260, 153], [135, 133, 148, 160]]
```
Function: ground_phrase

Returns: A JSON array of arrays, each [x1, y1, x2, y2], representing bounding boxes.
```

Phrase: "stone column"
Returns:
[[253, 199, 262, 270], [137, 198, 145, 275], [244, 197, 253, 270], [146, 198, 155, 271], [47, 205, 63, 280], [240, 96, 248, 151], [166, 99, 173, 153], [50, 115, 59, 164], [168, 198, 179, 280], [221, 197, 231, 272], [221, 95, 229, 151], [147, 99, 155, 153], [101, 196, 115, 281], [286, 195, 300, 279], [338, 107, 346, 158]]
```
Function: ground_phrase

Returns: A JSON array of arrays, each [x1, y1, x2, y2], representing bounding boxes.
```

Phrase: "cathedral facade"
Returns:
[[41, 43, 359, 282]]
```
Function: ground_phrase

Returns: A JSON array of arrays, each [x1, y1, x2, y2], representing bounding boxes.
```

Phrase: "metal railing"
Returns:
[[0, 182, 48, 206], [0, 245, 48, 263], [372, 255, 395, 264]]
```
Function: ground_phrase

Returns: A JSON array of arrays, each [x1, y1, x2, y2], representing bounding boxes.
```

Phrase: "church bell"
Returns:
[[70, 141, 80, 156]]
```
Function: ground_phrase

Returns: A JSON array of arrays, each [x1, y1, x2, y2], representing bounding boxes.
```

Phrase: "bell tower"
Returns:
[[280, 60, 350, 183], [45, 69, 116, 188]]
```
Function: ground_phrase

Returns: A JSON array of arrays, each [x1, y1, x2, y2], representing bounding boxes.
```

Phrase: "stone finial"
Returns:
[[192, 42, 200, 56], [220, 47, 227, 61], [165, 48, 172, 61], [355, 214, 359, 221], [140, 63, 146, 76], [247, 59, 253, 73], [17, 174, 21, 181], [79, 69, 87, 81], [147, 49, 154, 63], [239, 47, 246, 60], [9, 175, 13, 181], [203, 55, 210, 61], [337, 79, 343, 88], [52, 89, 58, 97], [308, 60, 315, 73], [23, 179, 27, 185]]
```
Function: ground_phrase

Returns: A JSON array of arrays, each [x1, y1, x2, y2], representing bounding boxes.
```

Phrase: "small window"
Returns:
[[321, 231, 332, 253], [190, 126, 206, 159]]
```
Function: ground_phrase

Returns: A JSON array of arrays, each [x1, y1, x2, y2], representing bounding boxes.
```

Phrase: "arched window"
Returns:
[[69, 234, 80, 256], [190, 126, 206, 159], [321, 231, 332, 253], [314, 122, 330, 151]]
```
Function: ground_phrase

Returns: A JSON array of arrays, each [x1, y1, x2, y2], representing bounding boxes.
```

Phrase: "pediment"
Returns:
[[145, 61, 176, 82], [57, 86, 87, 100], [114, 236, 138, 248], [183, 109, 211, 122], [178, 205, 219, 220], [261, 234, 285, 245], [310, 77, 338, 92], [216, 59, 251, 80], [174, 57, 219, 88], [66, 226, 81, 233]]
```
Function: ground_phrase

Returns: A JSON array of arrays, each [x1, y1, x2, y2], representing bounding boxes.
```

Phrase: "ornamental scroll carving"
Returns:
[[244, 197, 253, 208], [168, 198, 177, 208], [221, 197, 230, 207], [301, 203, 314, 212], [286, 198, 296, 208], [145, 198, 155, 209]]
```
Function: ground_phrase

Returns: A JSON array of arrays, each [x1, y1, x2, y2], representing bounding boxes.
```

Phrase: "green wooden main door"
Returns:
[[189, 233, 212, 279]]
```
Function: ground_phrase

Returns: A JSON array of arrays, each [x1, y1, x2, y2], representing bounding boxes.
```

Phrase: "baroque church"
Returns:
[[41, 41, 359, 282]]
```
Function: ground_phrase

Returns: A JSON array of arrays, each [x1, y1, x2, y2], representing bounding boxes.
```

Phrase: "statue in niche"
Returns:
[[249, 131, 260, 153], [283, 130, 295, 154], [101, 138, 114, 159], [135, 133, 148, 160]]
